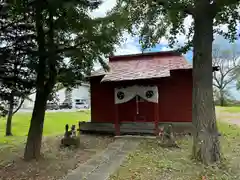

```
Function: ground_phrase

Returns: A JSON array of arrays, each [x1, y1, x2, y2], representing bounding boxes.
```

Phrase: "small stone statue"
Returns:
[[60, 123, 80, 148], [157, 124, 180, 148], [157, 126, 165, 141], [70, 125, 76, 137]]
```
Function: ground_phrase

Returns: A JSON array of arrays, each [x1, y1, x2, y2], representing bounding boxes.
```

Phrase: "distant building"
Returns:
[[22, 83, 90, 109]]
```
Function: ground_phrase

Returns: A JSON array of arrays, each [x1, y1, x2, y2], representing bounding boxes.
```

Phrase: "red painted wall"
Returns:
[[158, 70, 192, 122], [90, 69, 192, 123], [90, 76, 115, 123]]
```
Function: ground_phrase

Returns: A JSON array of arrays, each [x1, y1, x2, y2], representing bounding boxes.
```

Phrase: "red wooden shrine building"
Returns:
[[80, 51, 219, 135]]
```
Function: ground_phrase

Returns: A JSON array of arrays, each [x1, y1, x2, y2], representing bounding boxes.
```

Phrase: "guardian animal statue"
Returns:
[[60, 123, 80, 148], [157, 124, 180, 148]]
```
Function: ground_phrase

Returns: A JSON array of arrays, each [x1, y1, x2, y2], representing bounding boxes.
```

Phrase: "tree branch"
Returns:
[[212, 0, 240, 13], [214, 0, 240, 7], [13, 98, 24, 115], [213, 71, 222, 88], [222, 76, 235, 89], [213, 83, 221, 89], [56, 42, 86, 54], [153, 0, 194, 15], [222, 66, 237, 79]]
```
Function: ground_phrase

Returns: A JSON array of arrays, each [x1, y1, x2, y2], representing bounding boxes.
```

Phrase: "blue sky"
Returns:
[[114, 36, 240, 100], [143, 44, 193, 62], [146, 40, 240, 100], [91, 0, 240, 100]]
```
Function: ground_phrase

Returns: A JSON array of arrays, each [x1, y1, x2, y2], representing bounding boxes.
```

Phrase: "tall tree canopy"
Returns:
[[0, 0, 36, 136], [1, 0, 122, 160], [110, 0, 240, 164]]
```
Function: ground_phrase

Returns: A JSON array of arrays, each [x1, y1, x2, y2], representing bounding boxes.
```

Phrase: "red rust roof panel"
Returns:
[[90, 52, 192, 81], [101, 53, 191, 82]]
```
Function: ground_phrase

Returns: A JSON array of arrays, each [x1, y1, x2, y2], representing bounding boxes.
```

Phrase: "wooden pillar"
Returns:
[[115, 104, 120, 136], [154, 102, 159, 135]]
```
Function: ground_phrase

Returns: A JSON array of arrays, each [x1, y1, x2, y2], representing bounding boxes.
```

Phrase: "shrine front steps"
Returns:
[[79, 122, 193, 135]]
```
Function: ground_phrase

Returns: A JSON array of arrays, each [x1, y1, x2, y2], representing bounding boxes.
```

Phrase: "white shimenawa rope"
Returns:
[[114, 85, 158, 104]]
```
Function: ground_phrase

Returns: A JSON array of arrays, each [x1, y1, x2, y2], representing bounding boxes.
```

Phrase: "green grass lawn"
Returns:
[[0, 110, 114, 180], [216, 106, 240, 113], [0, 110, 90, 145], [1, 107, 240, 179], [110, 122, 240, 180]]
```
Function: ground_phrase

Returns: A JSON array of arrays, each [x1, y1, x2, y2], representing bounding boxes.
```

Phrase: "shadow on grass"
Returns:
[[0, 135, 114, 180]]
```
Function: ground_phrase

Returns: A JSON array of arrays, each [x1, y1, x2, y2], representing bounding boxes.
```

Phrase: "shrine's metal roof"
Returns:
[[90, 51, 192, 82]]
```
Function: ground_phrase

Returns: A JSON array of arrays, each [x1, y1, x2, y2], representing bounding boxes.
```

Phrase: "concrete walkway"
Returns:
[[63, 138, 140, 180]]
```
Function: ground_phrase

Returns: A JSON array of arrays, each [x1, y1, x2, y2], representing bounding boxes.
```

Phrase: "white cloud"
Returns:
[[114, 33, 141, 55], [93, 32, 141, 71], [91, 0, 116, 18], [173, 15, 193, 46], [90, 0, 239, 63], [91, 0, 239, 51], [90, 1, 240, 100], [160, 46, 173, 51], [90, 0, 193, 55], [91, 0, 141, 57]]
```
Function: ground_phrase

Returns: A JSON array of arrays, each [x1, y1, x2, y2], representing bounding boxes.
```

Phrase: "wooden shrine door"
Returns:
[[135, 95, 155, 122], [118, 95, 155, 122]]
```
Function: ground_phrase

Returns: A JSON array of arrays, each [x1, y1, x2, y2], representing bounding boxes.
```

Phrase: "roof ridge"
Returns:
[[109, 51, 182, 61]]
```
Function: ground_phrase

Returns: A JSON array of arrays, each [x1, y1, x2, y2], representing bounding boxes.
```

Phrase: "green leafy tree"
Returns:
[[0, 63, 34, 136], [0, 0, 36, 136], [110, 0, 240, 164], [0, 48, 35, 136], [47, 85, 60, 105], [6, 0, 122, 160]]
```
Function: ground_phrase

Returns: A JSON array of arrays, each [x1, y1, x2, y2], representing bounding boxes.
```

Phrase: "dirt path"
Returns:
[[216, 110, 240, 126]]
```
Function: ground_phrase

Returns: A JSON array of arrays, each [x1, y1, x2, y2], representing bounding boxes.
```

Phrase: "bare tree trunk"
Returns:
[[24, 1, 57, 160], [24, 0, 47, 161], [192, 4, 221, 164], [6, 94, 14, 136], [23, 90, 48, 160], [220, 98, 224, 107], [219, 90, 225, 106]]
